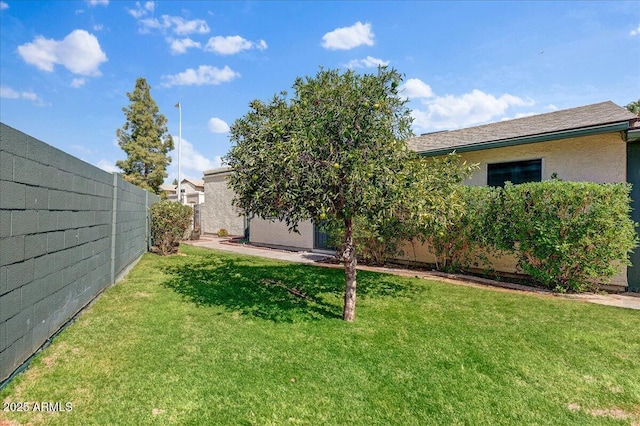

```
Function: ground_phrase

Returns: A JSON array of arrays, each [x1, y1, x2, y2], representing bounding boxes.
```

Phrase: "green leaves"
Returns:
[[225, 66, 416, 320], [488, 181, 639, 291], [150, 201, 193, 255], [225, 66, 414, 229], [116, 77, 173, 194]]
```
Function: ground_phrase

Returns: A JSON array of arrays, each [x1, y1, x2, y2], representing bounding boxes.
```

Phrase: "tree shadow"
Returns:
[[161, 251, 413, 322]]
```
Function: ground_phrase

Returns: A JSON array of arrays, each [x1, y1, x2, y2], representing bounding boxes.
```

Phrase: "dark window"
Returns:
[[487, 159, 542, 187]]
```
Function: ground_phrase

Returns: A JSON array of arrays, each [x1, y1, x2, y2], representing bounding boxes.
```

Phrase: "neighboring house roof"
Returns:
[[408, 101, 638, 156], [181, 178, 204, 189], [160, 184, 177, 192]]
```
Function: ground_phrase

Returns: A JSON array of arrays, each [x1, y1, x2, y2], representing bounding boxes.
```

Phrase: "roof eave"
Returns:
[[417, 122, 630, 157], [627, 128, 640, 143]]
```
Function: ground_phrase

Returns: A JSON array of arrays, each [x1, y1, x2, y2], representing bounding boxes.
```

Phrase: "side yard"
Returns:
[[1, 245, 639, 425]]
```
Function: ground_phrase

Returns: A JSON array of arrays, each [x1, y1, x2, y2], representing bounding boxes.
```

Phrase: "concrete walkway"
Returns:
[[184, 235, 640, 311]]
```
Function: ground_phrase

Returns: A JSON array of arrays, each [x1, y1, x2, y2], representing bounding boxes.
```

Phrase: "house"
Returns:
[[180, 178, 205, 205], [160, 179, 204, 205], [201, 101, 639, 291], [402, 101, 639, 292], [159, 184, 178, 201], [201, 167, 330, 249]]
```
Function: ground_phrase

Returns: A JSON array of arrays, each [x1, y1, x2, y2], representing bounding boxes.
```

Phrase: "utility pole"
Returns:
[[175, 102, 182, 203]]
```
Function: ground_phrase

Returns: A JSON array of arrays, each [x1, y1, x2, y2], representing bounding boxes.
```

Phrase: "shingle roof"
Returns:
[[160, 184, 177, 192], [408, 101, 637, 154], [182, 178, 204, 188]]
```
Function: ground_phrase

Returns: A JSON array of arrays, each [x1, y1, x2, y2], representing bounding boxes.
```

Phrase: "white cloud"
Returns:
[[204, 35, 267, 55], [1, 2, 9, 10], [167, 37, 201, 55], [127, 1, 154, 19], [137, 14, 209, 35], [161, 65, 240, 87], [168, 137, 220, 180], [93, 24, 104, 31], [1, 85, 42, 103], [411, 89, 534, 131], [70, 78, 86, 88], [165, 16, 209, 35], [401, 78, 434, 99], [344, 56, 389, 69], [17, 29, 107, 76], [1, 86, 21, 98], [71, 144, 92, 155], [86, 0, 108, 6], [322, 21, 374, 50], [630, 23, 640, 36], [96, 159, 119, 173], [208, 117, 229, 133]]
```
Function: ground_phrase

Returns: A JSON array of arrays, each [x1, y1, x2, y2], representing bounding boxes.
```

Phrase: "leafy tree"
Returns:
[[172, 178, 179, 186], [627, 98, 640, 115], [226, 67, 415, 321], [116, 77, 173, 194]]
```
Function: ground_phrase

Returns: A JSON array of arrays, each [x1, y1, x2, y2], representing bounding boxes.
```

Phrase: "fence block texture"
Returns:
[[0, 123, 158, 382]]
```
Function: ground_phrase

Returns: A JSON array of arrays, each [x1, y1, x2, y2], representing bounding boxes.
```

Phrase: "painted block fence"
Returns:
[[0, 123, 159, 383]]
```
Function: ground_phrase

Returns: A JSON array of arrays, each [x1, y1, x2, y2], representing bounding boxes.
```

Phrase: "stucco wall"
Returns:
[[202, 168, 245, 236], [459, 132, 626, 186], [394, 131, 628, 288], [249, 218, 314, 250]]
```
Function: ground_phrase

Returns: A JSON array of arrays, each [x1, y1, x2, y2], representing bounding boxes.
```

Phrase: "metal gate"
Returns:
[[313, 221, 334, 251], [193, 204, 201, 231]]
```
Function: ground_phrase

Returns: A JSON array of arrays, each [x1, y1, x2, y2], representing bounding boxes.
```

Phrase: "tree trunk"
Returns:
[[342, 218, 357, 321]]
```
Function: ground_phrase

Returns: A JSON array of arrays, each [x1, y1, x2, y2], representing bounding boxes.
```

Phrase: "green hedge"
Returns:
[[487, 181, 638, 291], [350, 180, 638, 292], [150, 200, 193, 255], [421, 181, 639, 292]]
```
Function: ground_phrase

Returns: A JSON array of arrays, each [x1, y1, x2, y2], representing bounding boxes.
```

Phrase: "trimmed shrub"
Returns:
[[418, 185, 496, 272], [151, 200, 193, 255], [217, 228, 229, 237], [488, 181, 638, 292]]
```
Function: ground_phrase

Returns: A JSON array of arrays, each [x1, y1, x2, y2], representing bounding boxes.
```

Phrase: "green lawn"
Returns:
[[1, 245, 639, 425]]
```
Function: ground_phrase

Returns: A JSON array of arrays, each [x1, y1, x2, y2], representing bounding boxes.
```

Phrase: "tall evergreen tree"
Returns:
[[116, 77, 173, 194]]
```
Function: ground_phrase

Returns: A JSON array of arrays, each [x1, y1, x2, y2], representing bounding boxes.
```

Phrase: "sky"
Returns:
[[1, 1, 639, 184]]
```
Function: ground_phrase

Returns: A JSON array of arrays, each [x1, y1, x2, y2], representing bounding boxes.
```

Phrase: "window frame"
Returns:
[[486, 158, 543, 187]]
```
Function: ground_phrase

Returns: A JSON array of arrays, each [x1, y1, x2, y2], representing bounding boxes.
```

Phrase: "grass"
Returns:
[[1, 244, 639, 425]]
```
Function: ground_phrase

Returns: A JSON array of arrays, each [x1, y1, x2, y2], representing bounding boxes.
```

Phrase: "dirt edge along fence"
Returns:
[[0, 123, 159, 382]]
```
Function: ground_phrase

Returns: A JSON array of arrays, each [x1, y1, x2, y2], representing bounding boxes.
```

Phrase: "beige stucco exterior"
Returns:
[[458, 132, 626, 186], [249, 218, 314, 250], [202, 168, 245, 236], [394, 131, 629, 288]]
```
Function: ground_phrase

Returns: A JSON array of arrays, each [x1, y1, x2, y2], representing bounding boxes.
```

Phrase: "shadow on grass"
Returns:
[[161, 250, 413, 322]]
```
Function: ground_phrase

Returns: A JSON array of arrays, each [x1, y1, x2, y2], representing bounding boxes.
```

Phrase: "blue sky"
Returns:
[[1, 1, 639, 183]]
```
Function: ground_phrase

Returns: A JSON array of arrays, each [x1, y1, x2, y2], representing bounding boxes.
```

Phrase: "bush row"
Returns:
[[345, 181, 638, 292]]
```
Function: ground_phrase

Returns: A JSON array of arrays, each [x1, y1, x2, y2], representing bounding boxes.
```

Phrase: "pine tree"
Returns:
[[116, 78, 174, 194]]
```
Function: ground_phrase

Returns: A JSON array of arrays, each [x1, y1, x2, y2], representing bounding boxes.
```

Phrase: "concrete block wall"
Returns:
[[202, 167, 245, 236], [0, 123, 158, 382]]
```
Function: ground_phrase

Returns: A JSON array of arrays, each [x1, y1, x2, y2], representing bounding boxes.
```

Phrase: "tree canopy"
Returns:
[[226, 67, 425, 321], [116, 77, 173, 194], [627, 98, 640, 115]]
